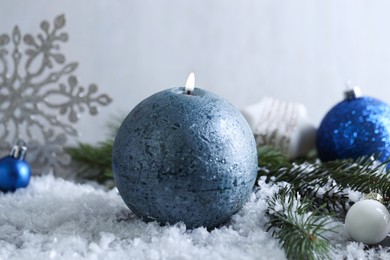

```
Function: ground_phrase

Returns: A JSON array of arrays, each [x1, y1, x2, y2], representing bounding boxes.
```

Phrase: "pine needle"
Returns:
[[65, 140, 114, 184], [266, 188, 335, 260], [260, 155, 390, 215], [258, 145, 290, 171], [65, 115, 124, 184]]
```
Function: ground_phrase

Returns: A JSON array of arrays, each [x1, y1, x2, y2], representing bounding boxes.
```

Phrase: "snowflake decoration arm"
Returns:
[[0, 14, 112, 175]]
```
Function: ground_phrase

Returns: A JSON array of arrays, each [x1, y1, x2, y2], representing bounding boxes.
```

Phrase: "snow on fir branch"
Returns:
[[260, 152, 390, 218], [265, 187, 336, 260]]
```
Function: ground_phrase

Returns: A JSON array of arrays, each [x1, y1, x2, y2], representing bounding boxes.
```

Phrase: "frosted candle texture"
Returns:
[[112, 87, 258, 228]]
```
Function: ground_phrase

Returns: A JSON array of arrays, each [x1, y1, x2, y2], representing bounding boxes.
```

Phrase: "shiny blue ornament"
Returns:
[[112, 86, 258, 229], [317, 87, 390, 165], [0, 141, 31, 192]]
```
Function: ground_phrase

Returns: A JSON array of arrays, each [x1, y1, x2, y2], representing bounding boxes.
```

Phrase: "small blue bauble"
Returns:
[[0, 142, 31, 192], [317, 87, 390, 165], [112, 87, 258, 229]]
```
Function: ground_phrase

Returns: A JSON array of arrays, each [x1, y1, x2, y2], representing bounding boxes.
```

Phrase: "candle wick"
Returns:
[[186, 90, 192, 95]]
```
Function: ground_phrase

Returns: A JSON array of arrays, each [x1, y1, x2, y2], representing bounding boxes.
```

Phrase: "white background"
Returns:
[[1, 0, 390, 144]]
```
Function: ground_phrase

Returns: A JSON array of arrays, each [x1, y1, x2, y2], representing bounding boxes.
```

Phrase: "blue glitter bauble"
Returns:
[[0, 156, 31, 192], [112, 87, 258, 229], [317, 96, 390, 164]]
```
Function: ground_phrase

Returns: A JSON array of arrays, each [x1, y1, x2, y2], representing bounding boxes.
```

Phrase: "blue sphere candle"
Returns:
[[112, 75, 258, 229]]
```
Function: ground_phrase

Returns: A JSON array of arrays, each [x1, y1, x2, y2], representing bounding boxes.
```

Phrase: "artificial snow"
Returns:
[[0, 175, 389, 260]]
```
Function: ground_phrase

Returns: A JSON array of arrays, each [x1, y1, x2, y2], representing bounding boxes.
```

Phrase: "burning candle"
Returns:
[[112, 73, 258, 228]]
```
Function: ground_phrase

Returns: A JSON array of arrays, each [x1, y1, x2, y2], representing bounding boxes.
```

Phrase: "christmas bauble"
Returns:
[[317, 87, 390, 164], [345, 199, 390, 245], [112, 83, 258, 229], [0, 141, 31, 192]]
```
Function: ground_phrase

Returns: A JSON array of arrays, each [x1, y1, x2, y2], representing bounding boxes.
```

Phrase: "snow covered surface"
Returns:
[[0, 175, 389, 260]]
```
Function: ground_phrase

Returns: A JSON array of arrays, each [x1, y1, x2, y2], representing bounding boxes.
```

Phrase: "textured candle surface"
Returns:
[[112, 87, 258, 228]]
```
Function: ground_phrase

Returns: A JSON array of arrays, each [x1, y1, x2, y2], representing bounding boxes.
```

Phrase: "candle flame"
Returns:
[[185, 72, 195, 93]]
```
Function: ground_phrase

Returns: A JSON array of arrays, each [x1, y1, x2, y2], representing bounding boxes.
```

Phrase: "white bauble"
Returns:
[[345, 199, 390, 245]]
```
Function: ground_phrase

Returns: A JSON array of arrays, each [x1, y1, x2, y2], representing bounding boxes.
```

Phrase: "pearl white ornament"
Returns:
[[345, 199, 390, 245]]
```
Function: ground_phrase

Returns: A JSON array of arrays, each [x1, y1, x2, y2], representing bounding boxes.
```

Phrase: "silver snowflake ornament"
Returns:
[[0, 14, 112, 175]]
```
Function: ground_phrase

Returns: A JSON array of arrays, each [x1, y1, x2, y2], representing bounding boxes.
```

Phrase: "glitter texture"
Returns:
[[317, 96, 390, 165]]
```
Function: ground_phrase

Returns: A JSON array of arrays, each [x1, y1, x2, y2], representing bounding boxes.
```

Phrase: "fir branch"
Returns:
[[260, 155, 390, 216], [263, 162, 350, 215], [257, 146, 291, 183], [65, 115, 123, 184], [324, 157, 390, 196], [266, 188, 335, 260], [258, 145, 291, 171], [65, 140, 114, 184]]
